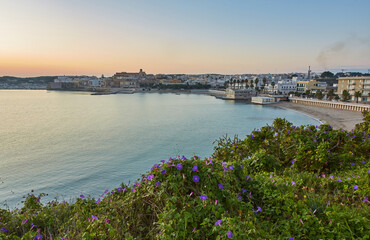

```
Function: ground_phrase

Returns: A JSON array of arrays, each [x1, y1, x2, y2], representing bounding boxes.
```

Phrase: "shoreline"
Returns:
[[274, 101, 364, 131]]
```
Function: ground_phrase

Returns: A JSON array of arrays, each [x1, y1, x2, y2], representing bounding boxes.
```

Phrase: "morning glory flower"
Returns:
[[80, 194, 85, 199], [34, 235, 43, 240], [368, 170, 370, 174], [0, 228, 8, 233], [104, 190, 109, 194], [199, 195, 207, 201], [252, 206, 262, 213], [193, 175, 200, 183], [91, 215, 98, 222], [354, 185, 359, 190], [362, 161, 366, 164], [192, 165, 198, 171], [22, 219, 28, 225], [228, 166, 233, 170], [292, 181, 296, 185], [105, 218, 110, 224], [288, 238, 295, 240], [227, 231, 233, 238], [161, 169, 167, 174], [351, 163, 355, 166], [218, 184, 224, 189], [155, 182, 161, 186], [215, 220, 222, 226], [362, 197, 368, 203], [337, 179, 342, 182], [251, 134, 254, 139], [177, 164, 183, 170], [148, 174, 154, 180]]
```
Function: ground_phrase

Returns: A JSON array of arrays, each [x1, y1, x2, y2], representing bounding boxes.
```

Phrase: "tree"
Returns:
[[316, 90, 323, 100], [262, 77, 267, 86], [245, 83, 249, 89], [327, 89, 335, 100], [250, 83, 254, 89], [354, 91, 362, 103], [233, 79, 237, 89], [254, 78, 259, 86], [237, 80, 240, 89], [271, 82, 276, 94], [334, 95, 340, 100], [342, 90, 350, 101], [321, 71, 334, 78], [305, 90, 311, 97]]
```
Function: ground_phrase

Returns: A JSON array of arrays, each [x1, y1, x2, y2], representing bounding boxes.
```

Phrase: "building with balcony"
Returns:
[[296, 79, 327, 94], [337, 76, 370, 102]]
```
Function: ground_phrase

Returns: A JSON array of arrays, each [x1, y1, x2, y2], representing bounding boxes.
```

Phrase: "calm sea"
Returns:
[[0, 90, 320, 208]]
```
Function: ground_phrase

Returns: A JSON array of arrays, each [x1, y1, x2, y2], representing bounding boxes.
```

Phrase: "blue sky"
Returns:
[[1, 0, 369, 76]]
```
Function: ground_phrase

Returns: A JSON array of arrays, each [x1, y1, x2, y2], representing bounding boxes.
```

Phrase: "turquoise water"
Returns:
[[0, 90, 320, 208]]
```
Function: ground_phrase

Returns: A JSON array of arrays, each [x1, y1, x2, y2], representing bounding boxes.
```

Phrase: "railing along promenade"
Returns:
[[289, 97, 370, 112]]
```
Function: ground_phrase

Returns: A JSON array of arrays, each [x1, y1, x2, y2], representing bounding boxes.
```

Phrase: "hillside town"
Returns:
[[1, 68, 370, 104]]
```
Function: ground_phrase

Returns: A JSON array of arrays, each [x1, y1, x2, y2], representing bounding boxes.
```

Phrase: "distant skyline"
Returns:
[[1, 0, 370, 77]]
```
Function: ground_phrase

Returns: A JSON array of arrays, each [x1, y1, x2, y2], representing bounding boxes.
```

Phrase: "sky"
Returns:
[[1, 0, 370, 77]]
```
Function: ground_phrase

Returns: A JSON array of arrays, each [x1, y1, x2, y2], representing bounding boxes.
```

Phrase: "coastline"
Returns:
[[274, 101, 364, 131]]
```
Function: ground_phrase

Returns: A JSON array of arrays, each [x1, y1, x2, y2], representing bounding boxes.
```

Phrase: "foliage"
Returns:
[[316, 90, 323, 100], [320, 71, 335, 78], [342, 90, 350, 101], [0, 118, 369, 239]]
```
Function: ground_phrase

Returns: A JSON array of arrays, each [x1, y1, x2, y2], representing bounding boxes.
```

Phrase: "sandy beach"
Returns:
[[275, 101, 365, 131]]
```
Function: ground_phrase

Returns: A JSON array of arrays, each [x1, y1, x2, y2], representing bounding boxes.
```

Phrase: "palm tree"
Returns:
[[342, 90, 350, 101], [254, 78, 259, 88], [354, 91, 362, 103], [233, 79, 237, 89], [245, 83, 249, 89], [262, 77, 267, 86]]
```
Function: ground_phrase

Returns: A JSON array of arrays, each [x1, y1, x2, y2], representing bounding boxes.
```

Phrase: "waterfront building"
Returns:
[[251, 97, 275, 104], [277, 79, 297, 95], [337, 76, 370, 102], [296, 79, 327, 94], [112, 69, 146, 88], [224, 88, 257, 100]]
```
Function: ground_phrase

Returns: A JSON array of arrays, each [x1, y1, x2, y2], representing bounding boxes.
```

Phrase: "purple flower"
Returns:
[[161, 169, 167, 174], [363, 197, 369, 203], [329, 176, 333, 179], [361, 161, 365, 164], [215, 219, 222, 226], [192, 165, 198, 171], [292, 181, 296, 185], [337, 179, 342, 182], [251, 134, 254, 139], [238, 195, 242, 200], [313, 139, 317, 142], [34, 235, 43, 240], [148, 174, 154, 180], [181, 155, 187, 160], [199, 195, 207, 201], [0, 228, 8, 233], [22, 219, 28, 225], [218, 184, 224, 189], [105, 218, 110, 224], [227, 231, 233, 238], [80, 194, 85, 199], [228, 166, 234, 170], [288, 238, 295, 240], [177, 164, 183, 170], [351, 163, 355, 166], [104, 190, 109, 194], [354, 185, 359, 190], [91, 215, 98, 222], [368, 170, 370, 174], [252, 206, 262, 213], [193, 175, 200, 183], [155, 182, 161, 186]]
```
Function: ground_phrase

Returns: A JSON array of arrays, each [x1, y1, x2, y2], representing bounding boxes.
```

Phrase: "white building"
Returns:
[[277, 79, 297, 95]]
